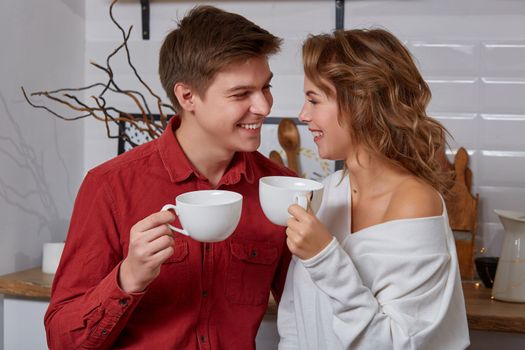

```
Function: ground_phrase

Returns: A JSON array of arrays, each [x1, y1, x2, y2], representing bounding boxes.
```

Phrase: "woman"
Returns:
[[277, 29, 469, 350]]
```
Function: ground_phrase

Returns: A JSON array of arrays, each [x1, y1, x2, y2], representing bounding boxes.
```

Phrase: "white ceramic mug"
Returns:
[[42, 242, 65, 274], [161, 190, 243, 242], [259, 176, 324, 226]]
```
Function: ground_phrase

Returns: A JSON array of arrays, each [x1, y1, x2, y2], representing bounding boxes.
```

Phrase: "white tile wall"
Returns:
[[481, 78, 525, 115], [426, 79, 480, 114], [408, 41, 480, 77], [482, 41, 525, 77], [434, 113, 479, 150], [83, 0, 525, 264], [479, 114, 525, 149], [478, 151, 525, 187]]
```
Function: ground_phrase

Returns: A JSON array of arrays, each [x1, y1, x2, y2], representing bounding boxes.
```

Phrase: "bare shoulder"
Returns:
[[384, 177, 443, 221]]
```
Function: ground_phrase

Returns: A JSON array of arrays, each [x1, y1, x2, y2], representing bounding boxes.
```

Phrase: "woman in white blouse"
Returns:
[[278, 28, 470, 350]]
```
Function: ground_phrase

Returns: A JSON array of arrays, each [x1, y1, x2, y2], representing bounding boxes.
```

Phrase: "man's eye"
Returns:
[[263, 84, 272, 90], [233, 92, 249, 98]]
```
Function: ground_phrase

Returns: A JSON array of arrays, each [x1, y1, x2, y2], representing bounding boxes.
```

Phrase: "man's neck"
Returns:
[[175, 118, 235, 187]]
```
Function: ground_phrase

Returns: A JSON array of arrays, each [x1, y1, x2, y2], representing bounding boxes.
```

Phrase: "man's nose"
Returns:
[[250, 92, 272, 116]]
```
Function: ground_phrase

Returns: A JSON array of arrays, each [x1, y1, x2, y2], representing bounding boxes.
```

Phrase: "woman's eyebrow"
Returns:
[[305, 90, 320, 96]]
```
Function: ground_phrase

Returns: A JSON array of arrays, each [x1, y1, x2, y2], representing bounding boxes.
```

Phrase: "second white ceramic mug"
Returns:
[[161, 190, 243, 242], [259, 176, 324, 226], [42, 242, 65, 274]]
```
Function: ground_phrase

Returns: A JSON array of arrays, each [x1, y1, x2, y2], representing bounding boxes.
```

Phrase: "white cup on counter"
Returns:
[[42, 242, 65, 274]]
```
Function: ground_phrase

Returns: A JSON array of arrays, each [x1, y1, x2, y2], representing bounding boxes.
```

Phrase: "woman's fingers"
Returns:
[[288, 204, 307, 219]]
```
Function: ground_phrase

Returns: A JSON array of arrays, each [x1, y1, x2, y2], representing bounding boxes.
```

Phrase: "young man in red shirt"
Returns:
[[45, 6, 294, 349]]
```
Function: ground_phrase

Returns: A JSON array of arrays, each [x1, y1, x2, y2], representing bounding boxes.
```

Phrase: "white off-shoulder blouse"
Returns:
[[277, 171, 470, 350]]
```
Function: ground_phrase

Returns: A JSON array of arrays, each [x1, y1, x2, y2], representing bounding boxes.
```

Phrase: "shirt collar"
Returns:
[[157, 116, 254, 185]]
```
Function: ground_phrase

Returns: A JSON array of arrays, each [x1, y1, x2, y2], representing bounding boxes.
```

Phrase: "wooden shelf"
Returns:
[[2, 268, 525, 333], [0, 267, 52, 299]]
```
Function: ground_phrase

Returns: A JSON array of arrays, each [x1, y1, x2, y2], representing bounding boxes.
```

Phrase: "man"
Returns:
[[45, 6, 293, 349]]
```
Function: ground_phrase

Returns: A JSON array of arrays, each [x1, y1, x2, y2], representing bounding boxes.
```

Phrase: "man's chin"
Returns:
[[235, 141, 260, 153]]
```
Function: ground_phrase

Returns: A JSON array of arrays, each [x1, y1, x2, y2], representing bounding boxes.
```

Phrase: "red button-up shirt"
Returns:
[[45, 117, 294, 349]]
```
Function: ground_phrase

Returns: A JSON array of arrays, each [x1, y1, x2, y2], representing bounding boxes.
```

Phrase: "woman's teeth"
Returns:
[[238, 123, 262, 130], [312, 131, 323, 138]]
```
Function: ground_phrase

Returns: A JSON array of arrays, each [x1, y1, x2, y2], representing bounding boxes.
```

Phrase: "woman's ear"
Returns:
[[174, 83, 196, 112]]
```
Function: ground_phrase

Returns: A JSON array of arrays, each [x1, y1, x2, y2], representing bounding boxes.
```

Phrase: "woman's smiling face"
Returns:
[[299, 76, 352, 161]]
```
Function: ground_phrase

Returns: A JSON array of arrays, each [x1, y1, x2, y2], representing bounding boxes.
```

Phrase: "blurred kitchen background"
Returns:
[[1, 0, 525, 348]]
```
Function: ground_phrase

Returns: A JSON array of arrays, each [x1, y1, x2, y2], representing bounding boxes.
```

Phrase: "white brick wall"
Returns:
[[84, 0, 525, 260]]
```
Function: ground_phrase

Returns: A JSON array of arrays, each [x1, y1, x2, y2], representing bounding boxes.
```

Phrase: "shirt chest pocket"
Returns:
[[225, 239, 279, 306], [143, 239, 190, 306]]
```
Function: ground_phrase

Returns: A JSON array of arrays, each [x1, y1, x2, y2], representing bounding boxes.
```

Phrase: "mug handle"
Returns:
[[161, 204, 190, 237], [294, 192, 312, 211]]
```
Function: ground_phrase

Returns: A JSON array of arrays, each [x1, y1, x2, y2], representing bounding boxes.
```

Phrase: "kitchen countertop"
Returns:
[[0, 267, 52, 299], [463, 281, 525, 333], [2, 268, 525, 333]]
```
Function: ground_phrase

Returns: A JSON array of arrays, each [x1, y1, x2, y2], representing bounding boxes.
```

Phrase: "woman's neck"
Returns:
[[345, 150, 408, 199]]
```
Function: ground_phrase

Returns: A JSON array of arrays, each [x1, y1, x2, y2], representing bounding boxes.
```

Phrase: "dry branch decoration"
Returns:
[[21, 0, 174, 148]]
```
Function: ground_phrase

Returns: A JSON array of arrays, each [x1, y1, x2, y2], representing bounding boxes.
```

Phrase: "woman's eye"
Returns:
[[307, 99, 318, 105]]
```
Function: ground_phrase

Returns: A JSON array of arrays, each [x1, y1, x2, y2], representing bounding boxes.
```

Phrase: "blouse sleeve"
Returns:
[[300, 235, 466, 349], [277, 259, 300, 350]]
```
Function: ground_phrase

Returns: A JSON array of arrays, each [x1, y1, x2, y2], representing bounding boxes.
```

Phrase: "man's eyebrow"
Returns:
[[225, 72, 274, 93]]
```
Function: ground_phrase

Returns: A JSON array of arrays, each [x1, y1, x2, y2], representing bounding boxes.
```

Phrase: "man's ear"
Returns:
[[174, 83, 196, 112]]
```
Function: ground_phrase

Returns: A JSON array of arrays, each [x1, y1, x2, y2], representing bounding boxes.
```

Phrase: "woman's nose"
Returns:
[[298, 105, 311, 123]]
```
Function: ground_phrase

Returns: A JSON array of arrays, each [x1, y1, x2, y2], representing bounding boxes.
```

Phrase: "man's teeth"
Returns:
[[238, 123, 262, 130], [312, 131, 323, 138]]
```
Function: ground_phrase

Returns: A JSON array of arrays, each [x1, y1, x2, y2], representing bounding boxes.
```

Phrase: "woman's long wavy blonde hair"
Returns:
[[303, 28, 451, 194]]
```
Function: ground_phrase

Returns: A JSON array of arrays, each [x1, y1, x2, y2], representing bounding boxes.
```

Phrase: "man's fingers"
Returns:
[[150, 245, 175, 265], [133, 210, 176, 233], [140, 224, 174, 243], [145, 233, 174, 255]]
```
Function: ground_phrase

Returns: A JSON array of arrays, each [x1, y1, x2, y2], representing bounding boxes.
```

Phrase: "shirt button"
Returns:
[[119, 298, 128, 306], [202, 290, 208, 297], [250, 250, 258, 257], [205, 244, 211, 252], [101, 329, 108, 335], [200, 335, 206, 343]]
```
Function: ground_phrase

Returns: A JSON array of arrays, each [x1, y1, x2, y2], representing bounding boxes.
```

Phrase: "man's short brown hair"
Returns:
[[159, 6, 282, 112]]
